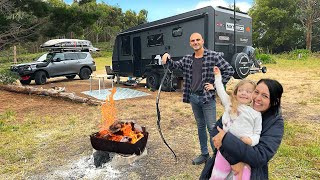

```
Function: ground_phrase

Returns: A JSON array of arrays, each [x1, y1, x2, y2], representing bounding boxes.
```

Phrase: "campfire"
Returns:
[[90, 87, 148, 155]]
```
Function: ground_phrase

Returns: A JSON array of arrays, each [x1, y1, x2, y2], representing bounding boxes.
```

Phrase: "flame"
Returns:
[[100, 87, 117, 131], [98, 87, 144, 144]]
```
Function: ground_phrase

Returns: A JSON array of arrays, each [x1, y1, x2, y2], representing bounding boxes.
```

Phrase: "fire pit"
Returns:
[[90, 122, 148, 155], [90, 88, 148, 156]]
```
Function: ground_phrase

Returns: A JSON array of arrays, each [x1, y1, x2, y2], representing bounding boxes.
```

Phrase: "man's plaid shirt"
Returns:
[[168, 49, 234, 103]]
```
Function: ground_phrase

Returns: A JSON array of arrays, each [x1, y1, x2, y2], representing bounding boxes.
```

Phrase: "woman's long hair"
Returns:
[[257, 79, 283, 114]]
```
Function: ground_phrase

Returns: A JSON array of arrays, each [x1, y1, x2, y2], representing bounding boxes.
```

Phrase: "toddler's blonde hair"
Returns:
[[229, 79, 256, 116]]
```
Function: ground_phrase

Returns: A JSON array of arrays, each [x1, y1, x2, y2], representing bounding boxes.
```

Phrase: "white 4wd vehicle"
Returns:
[[10, 51, 96, 85]]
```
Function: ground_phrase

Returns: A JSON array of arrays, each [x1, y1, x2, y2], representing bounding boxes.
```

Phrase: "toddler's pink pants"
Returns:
[[210, 151, 251, 180]]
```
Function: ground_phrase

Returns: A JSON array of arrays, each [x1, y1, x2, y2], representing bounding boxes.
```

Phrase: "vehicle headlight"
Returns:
[[27, 65, 32, 71], [22, 65, 32, 71]]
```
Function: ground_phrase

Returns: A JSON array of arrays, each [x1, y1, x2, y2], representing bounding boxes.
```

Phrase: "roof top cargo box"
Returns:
[[41, 39, 99, 52], [111, 6, 266, 91]]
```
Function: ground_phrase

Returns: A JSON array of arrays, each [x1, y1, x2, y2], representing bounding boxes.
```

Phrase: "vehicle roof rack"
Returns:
[[40, 39, 99, 52]]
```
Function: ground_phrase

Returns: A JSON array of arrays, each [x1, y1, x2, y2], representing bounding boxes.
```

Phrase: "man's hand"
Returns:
[[213, 66, 221, 75], [240, 136, 252, 146], [204, 82, 214, 91], [161, 53, 170, 64], [212, 126, 226, 149]]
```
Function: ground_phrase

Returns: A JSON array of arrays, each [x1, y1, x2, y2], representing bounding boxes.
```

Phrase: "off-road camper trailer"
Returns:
[[111, 6, 266, 90]]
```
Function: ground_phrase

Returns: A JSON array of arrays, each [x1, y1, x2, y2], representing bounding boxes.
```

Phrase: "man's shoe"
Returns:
[[192, 154, 209, 165]]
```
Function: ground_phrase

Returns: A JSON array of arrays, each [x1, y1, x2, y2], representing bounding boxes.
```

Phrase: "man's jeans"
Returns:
[[190, 93, 216, 155]]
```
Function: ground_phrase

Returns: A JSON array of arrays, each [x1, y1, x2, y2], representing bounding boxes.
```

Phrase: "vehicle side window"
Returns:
[[64, 53, 78, 60], [147, 33, 164, 47], [172, 27, 183, 37], [77, 53, 87, 59], [53, 53, 64, 61]]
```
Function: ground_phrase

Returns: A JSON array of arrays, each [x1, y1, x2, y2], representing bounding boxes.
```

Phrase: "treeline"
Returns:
[[1, 0, 320, 54], [249, 0, 320, 53], [0, 0, 147, 52]]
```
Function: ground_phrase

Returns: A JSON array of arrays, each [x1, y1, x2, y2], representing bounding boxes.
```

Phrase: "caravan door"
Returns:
[[133, 36, 142, 77]]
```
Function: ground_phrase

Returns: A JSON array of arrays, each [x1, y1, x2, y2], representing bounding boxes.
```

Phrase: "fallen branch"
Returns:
[[0, 84, 103, 106]]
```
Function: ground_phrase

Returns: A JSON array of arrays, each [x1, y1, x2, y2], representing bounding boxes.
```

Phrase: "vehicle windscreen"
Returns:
[[36, 53, 49, 62]]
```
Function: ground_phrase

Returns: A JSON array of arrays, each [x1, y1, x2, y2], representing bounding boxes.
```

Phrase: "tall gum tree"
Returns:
[[297, 0, 320, 51], [249, 0, 304, 53]]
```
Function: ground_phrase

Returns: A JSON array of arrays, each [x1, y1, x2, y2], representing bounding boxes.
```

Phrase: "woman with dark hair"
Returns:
[[200, 78, 284, 180]]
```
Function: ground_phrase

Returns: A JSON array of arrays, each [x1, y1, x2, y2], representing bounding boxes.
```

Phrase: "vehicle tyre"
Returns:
[[161, 74, 172, 92], [231, 52, 251, 79], [146, 73, 160, 90], [35, 71, 47, 85], [66, 75, 76, 79], [20, 79, 31, 85], [79, 67, 91, 80]]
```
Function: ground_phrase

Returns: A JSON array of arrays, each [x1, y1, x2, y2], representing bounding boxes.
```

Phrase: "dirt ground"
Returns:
[[0, 77, 206, 179], [1, 63, 320, 179]]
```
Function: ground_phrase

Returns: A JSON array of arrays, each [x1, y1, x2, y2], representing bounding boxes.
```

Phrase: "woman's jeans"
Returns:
[[189, 93, 216, 155]]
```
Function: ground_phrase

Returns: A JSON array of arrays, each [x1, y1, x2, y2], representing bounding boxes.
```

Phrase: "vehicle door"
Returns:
[[63, 52, 80, 74], [133, 36, 142, 77], [46, 53, 69, 76]]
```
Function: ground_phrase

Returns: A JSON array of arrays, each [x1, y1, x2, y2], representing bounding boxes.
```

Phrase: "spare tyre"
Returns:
[[161, 74, 172, 92], [231, 52, 251, 79], [146, 73, 160, 90]]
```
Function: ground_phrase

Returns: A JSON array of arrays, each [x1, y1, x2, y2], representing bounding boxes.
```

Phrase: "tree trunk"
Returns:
[[306, 17, 313, 50], [96, 34, 99, 44], [0, 84, 103, 106]]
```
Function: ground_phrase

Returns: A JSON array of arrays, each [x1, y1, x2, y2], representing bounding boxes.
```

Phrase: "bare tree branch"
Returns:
[[0, 0, 13, 15]]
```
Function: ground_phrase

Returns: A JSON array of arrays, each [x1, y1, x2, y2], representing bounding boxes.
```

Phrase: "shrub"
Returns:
[[0, 69, 19, 85], [289, 49, 311, 60], [256, 53, 276, 64]]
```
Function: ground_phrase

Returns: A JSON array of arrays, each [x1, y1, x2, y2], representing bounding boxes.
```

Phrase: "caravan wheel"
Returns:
[[146, 73, 160, 90], [231, 53, 251, 79], [161, 74, 172, 92]]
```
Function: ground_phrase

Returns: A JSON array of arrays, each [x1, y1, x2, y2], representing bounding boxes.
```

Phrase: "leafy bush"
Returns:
[[0, 69, 19, 85], [288, 49, 311, 60], [256, 53, 276, 64]]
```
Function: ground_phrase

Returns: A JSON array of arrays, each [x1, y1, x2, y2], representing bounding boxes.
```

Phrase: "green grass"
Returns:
[[269, 121, 320, 179], [0, 107, 99, 177], [270, 56, 320, 71]]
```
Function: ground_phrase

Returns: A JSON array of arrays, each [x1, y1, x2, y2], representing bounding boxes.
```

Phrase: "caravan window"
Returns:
[[121, 36, 131, 56], [147, 34, 164, 47], [172, 27, 183, 37]]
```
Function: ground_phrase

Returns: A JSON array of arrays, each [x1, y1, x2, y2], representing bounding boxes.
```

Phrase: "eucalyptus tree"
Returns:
[[249, 0, 304, 53], [0, 0, 50, 49], [42, 1, 99, 39], [296, 0, 320, 50]]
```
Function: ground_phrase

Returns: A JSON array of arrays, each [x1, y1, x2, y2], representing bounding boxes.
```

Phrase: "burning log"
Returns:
[[98, 120, 144, 144]]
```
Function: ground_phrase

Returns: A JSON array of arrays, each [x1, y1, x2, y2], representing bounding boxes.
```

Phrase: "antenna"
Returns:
[[234, 0, 237, 54]]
